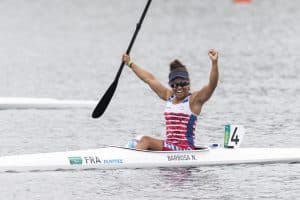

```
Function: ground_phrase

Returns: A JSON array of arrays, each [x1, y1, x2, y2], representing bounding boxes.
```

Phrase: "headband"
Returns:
[[168, 70, 189, 83]]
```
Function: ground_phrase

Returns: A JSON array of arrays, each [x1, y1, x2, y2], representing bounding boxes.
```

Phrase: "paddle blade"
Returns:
[[92, 80, 118, 118]]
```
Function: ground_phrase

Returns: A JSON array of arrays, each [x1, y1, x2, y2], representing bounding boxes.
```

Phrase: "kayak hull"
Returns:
[[0, 146, 299, 172], [0, 97, 96, 109]]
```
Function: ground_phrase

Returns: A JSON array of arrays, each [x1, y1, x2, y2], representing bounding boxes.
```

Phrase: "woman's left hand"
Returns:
[[208, 49, 218, 62]]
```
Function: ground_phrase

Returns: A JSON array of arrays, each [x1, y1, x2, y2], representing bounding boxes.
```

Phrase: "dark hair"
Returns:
[[168, 60, 189, 82], [170, 59, 187, 72]]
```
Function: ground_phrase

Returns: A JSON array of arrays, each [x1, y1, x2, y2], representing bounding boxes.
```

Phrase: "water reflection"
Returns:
[[157, 167, 223, 192]]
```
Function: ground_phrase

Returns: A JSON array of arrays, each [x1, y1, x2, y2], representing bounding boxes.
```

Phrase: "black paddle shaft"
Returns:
[[92, 0, 152, 118]]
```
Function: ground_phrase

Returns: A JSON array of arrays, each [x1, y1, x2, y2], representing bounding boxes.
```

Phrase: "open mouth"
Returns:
[[175, 88, 184, 94]]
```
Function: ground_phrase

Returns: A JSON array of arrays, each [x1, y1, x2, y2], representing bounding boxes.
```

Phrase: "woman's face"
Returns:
[[169, 78, 190, 100]]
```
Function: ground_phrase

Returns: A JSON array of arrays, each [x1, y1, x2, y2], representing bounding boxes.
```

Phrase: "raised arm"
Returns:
[[122, 54, 172, 100], [190, 49, 219, 114]]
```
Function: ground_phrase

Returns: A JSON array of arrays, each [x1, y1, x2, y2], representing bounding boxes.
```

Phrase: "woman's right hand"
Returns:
[[122, 54, 131, 65]]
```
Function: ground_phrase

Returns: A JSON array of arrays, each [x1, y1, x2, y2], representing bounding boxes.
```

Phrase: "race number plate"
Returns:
[[224, 125, 245, 148]]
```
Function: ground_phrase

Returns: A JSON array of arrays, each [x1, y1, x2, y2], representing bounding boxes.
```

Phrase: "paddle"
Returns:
[[92, 0, 152, 118]]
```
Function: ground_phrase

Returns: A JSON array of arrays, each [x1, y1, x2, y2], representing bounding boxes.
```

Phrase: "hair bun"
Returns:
[[170, 59, 187, 71]]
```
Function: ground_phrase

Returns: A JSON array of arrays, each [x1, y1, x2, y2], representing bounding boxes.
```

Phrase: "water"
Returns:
[[0, 0, 300, 199]]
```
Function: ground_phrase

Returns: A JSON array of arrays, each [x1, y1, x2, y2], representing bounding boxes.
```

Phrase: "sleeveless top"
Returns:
[[164, 95, 198, 149]]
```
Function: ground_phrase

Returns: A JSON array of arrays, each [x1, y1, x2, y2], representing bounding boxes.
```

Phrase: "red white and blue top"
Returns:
[[163, 95, 198, 151]]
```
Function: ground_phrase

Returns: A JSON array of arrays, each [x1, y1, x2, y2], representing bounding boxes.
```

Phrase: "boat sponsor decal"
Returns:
[[68, 157, 83, 165], [103, 159, 123, 164], [69, 156, 123, 165], [167, 154, 196, 161], [84, 156, 123, 165]]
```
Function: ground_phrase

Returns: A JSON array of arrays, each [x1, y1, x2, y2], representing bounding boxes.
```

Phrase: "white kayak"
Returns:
[[0, 97, 97, 109], [1, 125, 299, 172], [0, 145, 299, 172]]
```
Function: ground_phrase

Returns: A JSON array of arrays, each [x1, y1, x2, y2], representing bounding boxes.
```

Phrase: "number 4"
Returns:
[[231, 127, 240, 145]]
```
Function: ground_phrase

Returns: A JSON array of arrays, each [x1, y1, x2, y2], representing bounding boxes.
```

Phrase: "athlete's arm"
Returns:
[[190, 49, 219, 114], [122, 54, 172, 100]]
